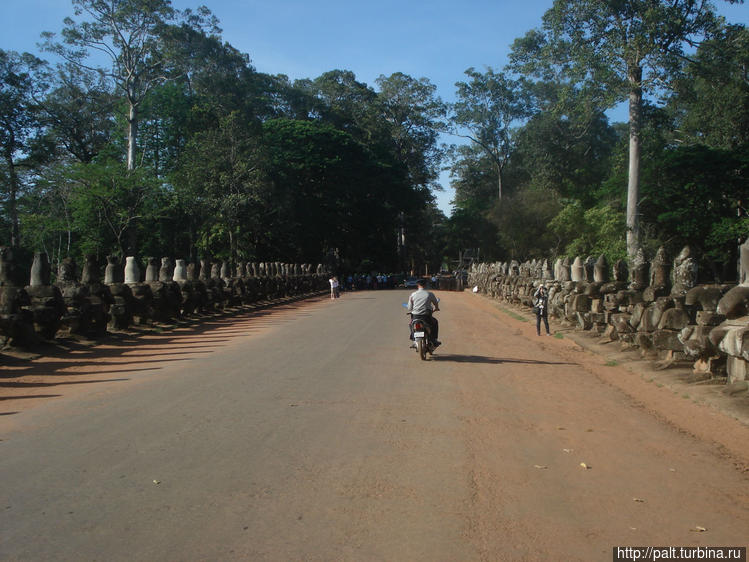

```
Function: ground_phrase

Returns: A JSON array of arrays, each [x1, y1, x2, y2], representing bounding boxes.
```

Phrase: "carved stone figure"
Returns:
[[23, 253, 66, 340], [630, 248, 649, 290], [145, 257, 159, 282], [78, 255, 112, 337], [593, 255, 609, 283], [649, 247, 670, 290], [104, 255, 123, 285], [159, 257, 174, 282], [671, 246, 698, 297], [0, 247, 34, 346], [124, 256, 140, 284], [173, 259, 188, 282]]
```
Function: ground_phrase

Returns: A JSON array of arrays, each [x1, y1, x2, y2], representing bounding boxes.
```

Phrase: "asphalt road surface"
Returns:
[[1, 290, 748, 561]]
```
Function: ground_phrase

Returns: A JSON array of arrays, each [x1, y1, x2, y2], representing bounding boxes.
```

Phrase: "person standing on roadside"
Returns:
[[533, 284, 551, 336]]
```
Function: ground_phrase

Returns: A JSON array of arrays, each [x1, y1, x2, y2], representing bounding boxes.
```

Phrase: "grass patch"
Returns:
[[656, 383, 664, 388], [554, 332, 564, 339], [499, 307, 528, 322], [605, 360, 619, 367]]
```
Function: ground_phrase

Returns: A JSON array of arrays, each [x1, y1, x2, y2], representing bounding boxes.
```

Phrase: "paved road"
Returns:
[[1, 291, 748, 561]]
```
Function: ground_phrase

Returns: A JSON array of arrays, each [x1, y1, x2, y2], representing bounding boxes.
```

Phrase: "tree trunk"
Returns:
[[626, 64, 643, 262], [127, 102, 138, 171], [496, 159, 503, 200], [4, 148, 20, 248]]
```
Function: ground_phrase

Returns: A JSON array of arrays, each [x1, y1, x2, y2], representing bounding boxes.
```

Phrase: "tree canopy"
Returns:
[[1, 0, 747, 282]]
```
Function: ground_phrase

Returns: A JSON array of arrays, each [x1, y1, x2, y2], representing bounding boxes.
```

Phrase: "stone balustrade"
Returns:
[[0, 249, 329, 348], [468, 239, 749, 385]]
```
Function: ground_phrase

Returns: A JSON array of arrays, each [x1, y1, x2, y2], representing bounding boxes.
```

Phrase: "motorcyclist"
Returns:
[[407, 279, 441, 348]]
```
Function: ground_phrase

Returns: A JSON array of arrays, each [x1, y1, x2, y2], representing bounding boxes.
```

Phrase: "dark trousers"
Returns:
[[410, 314, 439, 341], [536, 311, 549, 335]]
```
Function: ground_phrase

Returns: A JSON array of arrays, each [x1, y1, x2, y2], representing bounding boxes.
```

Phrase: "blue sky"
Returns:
[[2, 0, 747, 214]]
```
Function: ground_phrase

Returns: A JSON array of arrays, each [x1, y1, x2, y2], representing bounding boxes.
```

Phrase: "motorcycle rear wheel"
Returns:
[[416, 338, 427, 360]]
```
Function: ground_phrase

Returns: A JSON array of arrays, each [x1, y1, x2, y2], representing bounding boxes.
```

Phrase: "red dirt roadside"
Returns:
[[479, 294, 749, 471]]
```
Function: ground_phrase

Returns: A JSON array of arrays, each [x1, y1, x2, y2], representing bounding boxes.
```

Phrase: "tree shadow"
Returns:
[[0, 394, 62, 401], [0, 378, 129, 388], [0, 295, 327, 413]]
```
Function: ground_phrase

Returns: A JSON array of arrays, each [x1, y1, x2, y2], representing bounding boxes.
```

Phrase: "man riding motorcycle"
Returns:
[[407, 279, 441, 348]]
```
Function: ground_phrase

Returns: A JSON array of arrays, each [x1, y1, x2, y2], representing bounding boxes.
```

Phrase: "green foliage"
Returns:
[[508, 108, 617, 205], [549, 201, 626, 263], [172, 110, 266, 261], [67, 157, 162, 257], [4, 0, 746, 285], [451, 67, 530, 199], [260, 117, 411, 268], [0, 49, 50, 247], [488, 188, 564, 259], [670, 24, 749, 150], [640, 143, 749, 272]]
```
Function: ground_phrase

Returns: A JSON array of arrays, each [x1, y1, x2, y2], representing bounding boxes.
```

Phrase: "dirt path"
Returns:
[[444, 292, 749, 559], [1, 290, 748, 560]]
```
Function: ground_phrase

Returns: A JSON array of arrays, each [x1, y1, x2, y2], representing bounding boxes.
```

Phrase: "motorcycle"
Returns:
[[403, 302, 439, 361]]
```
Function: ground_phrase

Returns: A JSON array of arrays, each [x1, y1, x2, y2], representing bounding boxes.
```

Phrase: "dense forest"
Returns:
[[1, 0, 747, 280]]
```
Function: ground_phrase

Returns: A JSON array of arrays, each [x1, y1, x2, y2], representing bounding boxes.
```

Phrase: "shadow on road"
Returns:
[[432, 354, 574, 366], [0, 296, 328, 415]]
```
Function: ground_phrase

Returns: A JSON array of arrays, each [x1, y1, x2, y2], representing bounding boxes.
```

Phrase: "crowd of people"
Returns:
[[329, 273, 405, 296]]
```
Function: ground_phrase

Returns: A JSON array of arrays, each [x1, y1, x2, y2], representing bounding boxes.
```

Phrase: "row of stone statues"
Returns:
[[468, 240, 749, 385], [0, 249, 329, 347]]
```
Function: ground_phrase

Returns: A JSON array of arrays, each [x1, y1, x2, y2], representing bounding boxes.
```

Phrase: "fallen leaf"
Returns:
[[153, 480, 161, 485], [586, 429, 594, 432], [580, 462, 591, 469], [633, 498, 646, 503], [533, 465, 548, 469], [691, 526, 707, 532], [669, 468, 677, 472], [563, 448, 574, 453], [557, 427, 566, 430]]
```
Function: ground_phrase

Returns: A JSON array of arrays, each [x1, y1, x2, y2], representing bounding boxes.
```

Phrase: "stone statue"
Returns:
[[173, 259, 188, 282], [104, 255, 123, 285], [594, 255, 609, 283], [649, 247, 670, 290], [671, 246, 698, 297], [124, 256, 140, 284], [145, 257, 159, 282], [0, 247, 35, 347], [570, 256, 585, 283], [630, 248, 648, 290], [29, 252, 51, 286], [159, 257, 174, 282]]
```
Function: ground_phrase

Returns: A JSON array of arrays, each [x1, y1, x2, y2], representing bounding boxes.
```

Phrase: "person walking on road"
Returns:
[[329, 276, 340, 299]]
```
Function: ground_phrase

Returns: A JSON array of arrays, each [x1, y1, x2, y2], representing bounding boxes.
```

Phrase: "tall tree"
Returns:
[[41, 63, 115, 164], [0, 50, 48, 247], [510, 0, 718, 261], [670, 23, 749, 149], [173, 111, 266, 263], [42, 0, 218, 170], [309, 70, 379, 141], [375, 72, 446, 190], [451, 67, 529, 200]]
